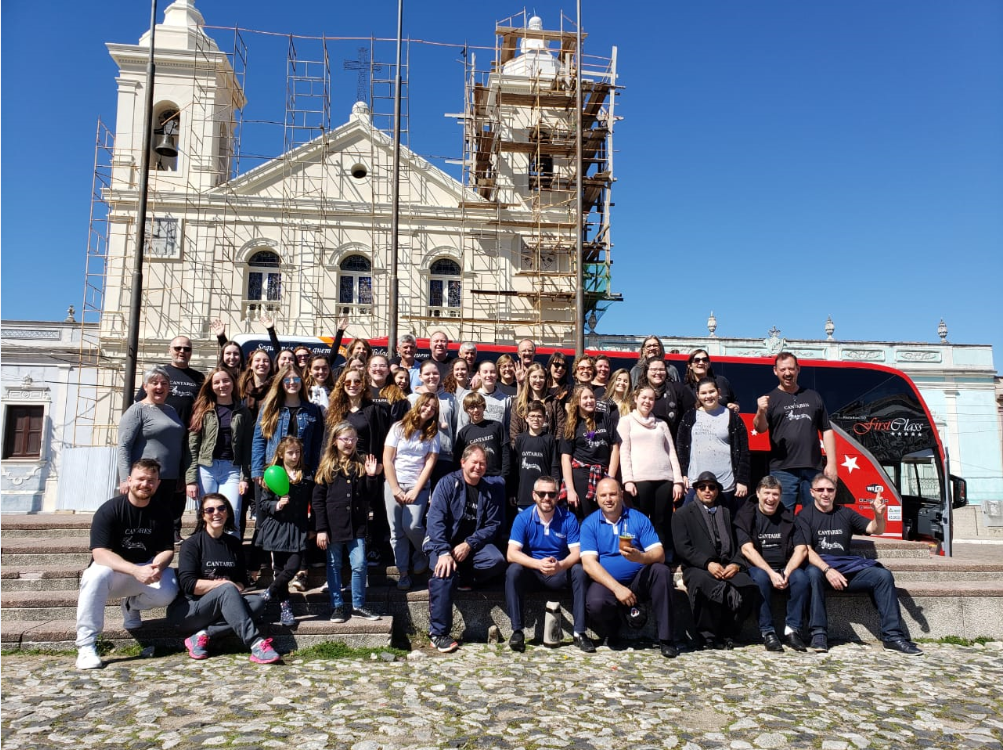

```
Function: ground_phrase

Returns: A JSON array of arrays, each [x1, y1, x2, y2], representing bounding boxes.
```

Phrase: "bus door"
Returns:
[[828, 424, 904, 539]]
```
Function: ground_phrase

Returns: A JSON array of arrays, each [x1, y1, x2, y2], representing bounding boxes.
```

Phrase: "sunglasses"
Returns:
[[813, 487, 836, 494], [534, 490, 558, 498], [695, 484, 717, 491], [203, 505, 227, 515], [173, 346, 193, 353], [283, 377, 302, 385], [551, 362, 567, 369], [691, 356, 710, 364]]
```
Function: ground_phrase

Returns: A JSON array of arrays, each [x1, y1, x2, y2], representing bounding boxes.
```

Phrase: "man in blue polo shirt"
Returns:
[[580, 477, 677, 658], [505, 475, 594, 653]]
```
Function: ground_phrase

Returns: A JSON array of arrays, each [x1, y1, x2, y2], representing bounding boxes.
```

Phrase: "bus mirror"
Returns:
[[950, 475, 967, 509]]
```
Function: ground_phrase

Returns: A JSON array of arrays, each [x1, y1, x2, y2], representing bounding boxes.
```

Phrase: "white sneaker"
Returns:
[[121, 598, 142, 629], [76, 645, 103, 670]]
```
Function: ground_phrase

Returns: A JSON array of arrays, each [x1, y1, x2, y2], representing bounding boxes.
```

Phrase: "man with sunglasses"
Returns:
[[794, 474, 921, 655], [504, 476, 594, 653], [672, 472, 757, 650], [136, 335, 205, 542], [75, 458, 179, 669]]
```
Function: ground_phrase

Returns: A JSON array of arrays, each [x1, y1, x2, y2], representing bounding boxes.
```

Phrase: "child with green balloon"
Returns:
[[256, 436, 312, 627]]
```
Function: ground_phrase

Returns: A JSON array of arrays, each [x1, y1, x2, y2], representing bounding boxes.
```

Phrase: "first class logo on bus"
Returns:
[[853, 418, 926, 436]]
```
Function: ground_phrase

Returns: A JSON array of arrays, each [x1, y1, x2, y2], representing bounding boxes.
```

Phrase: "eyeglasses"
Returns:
[[526, 413, 545, 419], [691, 356, 710, 364], [283, 377, 302, 385], [336, 436, 358, 443], [695, 484, 716, 491], [173, 346, 193, 353], [813, 487, 836, 494], [534, 490, 558, 498], [203, 505, 227, 515], [344, 380, 363, 387]]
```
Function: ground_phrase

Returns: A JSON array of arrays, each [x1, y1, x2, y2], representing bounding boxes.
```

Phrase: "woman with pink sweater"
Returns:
[[617, 385, 684, 555]]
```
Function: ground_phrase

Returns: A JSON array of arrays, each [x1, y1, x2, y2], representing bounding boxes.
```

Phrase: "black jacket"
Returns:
[[256, 480, 313, 553], [675, 407, 750, 486], [312, 469, 379, 543], [671, 500, 746, 571]]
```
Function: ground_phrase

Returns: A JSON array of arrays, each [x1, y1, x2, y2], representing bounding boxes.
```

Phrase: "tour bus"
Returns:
[[231, 333, 966, 546]]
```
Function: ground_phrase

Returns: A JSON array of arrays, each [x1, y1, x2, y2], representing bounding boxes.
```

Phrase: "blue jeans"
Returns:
[[199, 459, 243, 534], [384, 484, 429, 574], [326, 539, 367, 610], [771, 468, 817, 511], [806, 564, 907, 641], [748, 566, 809, 635], [427, 545, 506, 637]]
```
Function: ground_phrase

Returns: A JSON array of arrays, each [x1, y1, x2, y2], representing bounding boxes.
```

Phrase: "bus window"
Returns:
[[900, 454, 941, 504]]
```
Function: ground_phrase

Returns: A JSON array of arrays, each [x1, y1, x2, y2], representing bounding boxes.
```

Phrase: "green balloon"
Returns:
[[263, 465, 290, 496]]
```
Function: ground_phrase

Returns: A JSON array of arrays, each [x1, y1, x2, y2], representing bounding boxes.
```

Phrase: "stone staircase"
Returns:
[[3, 514, 1002, 653]]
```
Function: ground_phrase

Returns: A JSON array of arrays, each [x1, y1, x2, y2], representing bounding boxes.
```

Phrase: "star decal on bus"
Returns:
[[841, 455, 860, 474]]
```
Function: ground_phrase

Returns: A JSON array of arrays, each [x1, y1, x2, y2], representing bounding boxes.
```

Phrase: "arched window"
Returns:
[[429, 258, 461, 318], [338, 254, 373, 314], [245, 250, 282, 317]]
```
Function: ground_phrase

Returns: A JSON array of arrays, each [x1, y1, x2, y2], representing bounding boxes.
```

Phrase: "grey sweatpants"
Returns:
[[166, 584, 267, 646]]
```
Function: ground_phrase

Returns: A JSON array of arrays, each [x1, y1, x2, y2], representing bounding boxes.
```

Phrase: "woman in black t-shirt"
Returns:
[[166, 493, 279, 664], [683, 349, 739, 411], [560, 384, 621, 519]]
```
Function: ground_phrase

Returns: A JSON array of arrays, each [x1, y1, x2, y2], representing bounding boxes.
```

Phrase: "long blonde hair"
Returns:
[[563, 384, 597, 440], [316, 422, 364, 483], [257, 365, 303, 440], [607, 367, 633, 416], [515, 362, 548, 418], [401, 393, 439, 442]]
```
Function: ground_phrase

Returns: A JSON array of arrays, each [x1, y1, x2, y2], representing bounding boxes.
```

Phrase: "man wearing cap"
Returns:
[[672, 471, 757, 649], [580, 477, 677, 658], [504, 475, 595, 653], [734, 475, 809, 652], [795, 473, 921, 655]]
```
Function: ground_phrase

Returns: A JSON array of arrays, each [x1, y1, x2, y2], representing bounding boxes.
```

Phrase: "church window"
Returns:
[[428, 258, 461, 318], [338, 254, 373, 314], [245, 251, 282, 318]]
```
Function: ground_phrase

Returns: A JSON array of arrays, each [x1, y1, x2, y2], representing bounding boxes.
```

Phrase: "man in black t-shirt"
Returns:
[[735, 476, 809, 653], [75, 458, 179, 669], [794, 473, 921, 655], [753, 352, 837, 511], [423, 445, 507, 653], [136, 335, 205, 541]]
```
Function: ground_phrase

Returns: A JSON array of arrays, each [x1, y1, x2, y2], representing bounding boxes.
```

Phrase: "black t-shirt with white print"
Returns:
[[89, 494, 175, 565], [176, 529, 249, 598], [559, 412, 620, 468], [764, 387, 831, 471], [794, 503, 870, 555]]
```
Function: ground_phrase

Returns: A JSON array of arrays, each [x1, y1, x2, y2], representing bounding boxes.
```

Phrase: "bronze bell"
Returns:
[[154, 128, 178, 157]]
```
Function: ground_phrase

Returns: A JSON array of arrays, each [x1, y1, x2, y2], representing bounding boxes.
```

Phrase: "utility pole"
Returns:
[[122, 0, 158, 409], [387, 0, 404, 359], [573, 0, 585, 357]]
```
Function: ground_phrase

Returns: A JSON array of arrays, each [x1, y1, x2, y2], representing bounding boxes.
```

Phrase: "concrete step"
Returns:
[[0, 616, 393, 653], [1, 513, 255, 539]]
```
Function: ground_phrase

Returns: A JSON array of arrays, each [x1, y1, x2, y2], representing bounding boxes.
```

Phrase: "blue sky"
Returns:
[[3, 1, 1001, 365]]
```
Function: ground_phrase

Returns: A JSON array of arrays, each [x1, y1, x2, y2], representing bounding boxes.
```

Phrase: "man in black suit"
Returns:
[[672, 471, 757, 649]]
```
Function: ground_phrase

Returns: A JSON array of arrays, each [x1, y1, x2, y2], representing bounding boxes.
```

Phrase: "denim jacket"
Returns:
[[251, 402, 324, 477]]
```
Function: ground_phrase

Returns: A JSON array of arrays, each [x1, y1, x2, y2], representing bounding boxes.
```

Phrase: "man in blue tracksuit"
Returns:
[[423, 444, 507, 653]]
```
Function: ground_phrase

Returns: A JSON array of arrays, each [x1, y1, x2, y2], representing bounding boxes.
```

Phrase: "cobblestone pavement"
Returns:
[[3, 641, 1002, 750]]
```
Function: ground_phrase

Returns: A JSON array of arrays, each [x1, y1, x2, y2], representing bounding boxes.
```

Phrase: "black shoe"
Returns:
[[810, 634, 829, 653], [763, 633, 784, 652], [174, 530, 183, 546], [509, 629, 526, 653], [431, 635, 459, 653], [606, 634, 627, 651], [722, 637, 736, 650], [573, 633, 596, 653], [883, 639, 922, 656], [659, 640, 679, 659], [784, 631, 808, 652], [701, 636, 725, 650]]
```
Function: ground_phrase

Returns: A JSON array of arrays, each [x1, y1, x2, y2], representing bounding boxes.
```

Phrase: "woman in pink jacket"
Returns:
[[617, 385, 684, 556]]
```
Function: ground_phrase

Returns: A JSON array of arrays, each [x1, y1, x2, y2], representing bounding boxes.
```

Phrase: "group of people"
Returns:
[[76, 327, 920, 669]]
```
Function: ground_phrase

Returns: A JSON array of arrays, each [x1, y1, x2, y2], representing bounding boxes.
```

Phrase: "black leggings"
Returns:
[[631, 480, 675, 560], [268, 551, 303, 601]]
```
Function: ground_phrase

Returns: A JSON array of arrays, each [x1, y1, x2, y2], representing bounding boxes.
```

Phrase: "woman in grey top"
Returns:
[[118, 366, 185, 507], [675, 377, 750, 515]]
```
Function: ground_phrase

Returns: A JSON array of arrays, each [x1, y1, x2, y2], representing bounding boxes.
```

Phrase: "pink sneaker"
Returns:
[[249, 637, 280, 664], [184, 631, 209, 660]]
